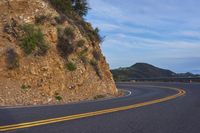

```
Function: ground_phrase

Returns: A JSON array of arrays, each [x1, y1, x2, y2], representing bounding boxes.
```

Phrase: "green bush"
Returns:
[[66, 61, 77, 71], [49, 0, 89, 17], [57, 27, 75, 58], [79, 54, 88, 64], [57, 36, 74, 58], [64, 27, 75, 39], [6, 48, 19, 70], [79, 47, 88, 56], [35, 15, 49, 24], [75, 19, 104, 44], [94, 95, 105, 100], [21, 84, 31, 91], [77, 39, 85, 47], [72, 0, 90, 17], [55, 92, 62, 101], [54, 16, 66, 24], [49, 0, 72, 14], [90, 59, 97, 66], [20, 24, 49, 55], [90, 59, 102, 79], [94, 27, 105, 43], [78, 47, 88, 64], [86, 27, 104, 44]]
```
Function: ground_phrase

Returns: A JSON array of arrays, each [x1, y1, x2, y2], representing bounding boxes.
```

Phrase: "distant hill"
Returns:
[[111, 63, 199, 81]]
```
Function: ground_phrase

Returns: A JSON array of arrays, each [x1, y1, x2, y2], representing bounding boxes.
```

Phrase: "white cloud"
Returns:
[[87, 0, 200, 72]]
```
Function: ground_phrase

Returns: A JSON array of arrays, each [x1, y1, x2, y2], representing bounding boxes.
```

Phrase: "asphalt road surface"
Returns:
[[0, 82, 200, 133]]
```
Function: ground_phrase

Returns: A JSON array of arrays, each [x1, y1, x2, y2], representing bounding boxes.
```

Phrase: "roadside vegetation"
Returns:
[[21, 84, 31, 91], [4, 0, 104, 80], [55, 92, 62, 101], [90, 59, 102, 79], [49, 0, 89, 17], [6, 48, 19, 70], [94, 94, 105, 100], [66, 61, 77, 71], [20, 24, 49, 56], [57, 26, 75, 58], [35, 15, 51, 25], [77, 39, 85, 47]]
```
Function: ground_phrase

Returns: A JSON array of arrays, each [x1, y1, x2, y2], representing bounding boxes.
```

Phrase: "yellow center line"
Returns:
[[0, 85, 186, 132]]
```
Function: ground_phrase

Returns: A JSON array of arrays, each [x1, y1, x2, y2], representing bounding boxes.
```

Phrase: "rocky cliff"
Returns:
[[0, 0, 118, 106]]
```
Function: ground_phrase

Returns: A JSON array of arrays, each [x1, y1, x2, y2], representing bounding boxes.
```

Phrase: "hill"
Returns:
[[0, 0, 117, 106], [111, 63, 198, 81]]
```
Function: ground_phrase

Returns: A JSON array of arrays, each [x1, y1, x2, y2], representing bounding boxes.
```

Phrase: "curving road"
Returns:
[[0, 82, 200, 133]]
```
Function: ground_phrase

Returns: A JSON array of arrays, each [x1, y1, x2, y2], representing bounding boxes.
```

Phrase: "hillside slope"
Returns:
[[111, 63, 176, 81], [0, 0, 117, 106]]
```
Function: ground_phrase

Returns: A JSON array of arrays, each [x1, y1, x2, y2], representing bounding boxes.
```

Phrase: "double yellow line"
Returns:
[[0, 86, 186, 132]]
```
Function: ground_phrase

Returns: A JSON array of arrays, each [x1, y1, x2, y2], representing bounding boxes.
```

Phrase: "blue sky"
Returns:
[[86, 0, 200, 73]]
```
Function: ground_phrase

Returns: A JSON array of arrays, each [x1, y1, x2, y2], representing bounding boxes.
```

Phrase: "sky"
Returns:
[[86, 0, 200, 74]]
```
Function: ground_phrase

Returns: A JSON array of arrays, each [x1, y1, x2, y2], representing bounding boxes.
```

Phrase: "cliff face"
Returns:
[[0, 0, 117, 106]]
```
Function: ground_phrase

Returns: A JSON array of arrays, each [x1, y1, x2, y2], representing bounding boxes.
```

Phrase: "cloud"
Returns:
[[87, 0, 200, 73]]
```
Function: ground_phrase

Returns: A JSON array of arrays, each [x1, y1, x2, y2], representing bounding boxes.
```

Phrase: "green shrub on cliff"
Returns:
[[90, 59, 102, 79], [6, 48, 19, 70], [49, 0, 89, 17], [49, 0, 72, 14], [55, 92, 62, 101], [20, 24, 49, 55], [66, 61, 77, 71], [57, 27, 75, 58]]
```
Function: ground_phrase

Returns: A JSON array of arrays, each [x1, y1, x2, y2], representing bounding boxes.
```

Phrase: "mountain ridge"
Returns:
[[111, 63, 199, 81]]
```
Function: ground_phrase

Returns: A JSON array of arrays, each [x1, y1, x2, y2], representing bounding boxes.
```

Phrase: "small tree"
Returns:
[[71, 0, 90, 17], [94, 27, 105, 43], [49, 0, 72, 13]]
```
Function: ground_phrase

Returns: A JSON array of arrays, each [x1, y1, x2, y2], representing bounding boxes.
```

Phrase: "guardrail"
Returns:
[[123, 77, 200, 82]]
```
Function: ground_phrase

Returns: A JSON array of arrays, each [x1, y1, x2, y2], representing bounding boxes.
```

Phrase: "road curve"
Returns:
[[0, 82, 199, 133]]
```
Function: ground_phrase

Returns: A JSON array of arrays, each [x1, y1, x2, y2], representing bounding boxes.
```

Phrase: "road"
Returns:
[[0, 82, 200, 133]]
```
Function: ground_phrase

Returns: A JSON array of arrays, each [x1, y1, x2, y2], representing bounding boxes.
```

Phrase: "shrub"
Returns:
[[64, 27, 75, 39], [78, 47, 88, 64], [55, 92, 62, 101], [78, 48, 88, 65], [75, 20, 105, 44], [49, 0, 89, 17], [79, 54, 88, 64], [49, 0, 72, 14], [21, 84, 31, 91], [75, 20, 90, 37], [90, 59, 102, 79], [94, 95, 105, 100], [77, 39, 85, 47], [20, 24, 49, 55], [66, 61, 77, 71], [4, 19, 18, 38], [54, 15, 66, 24], [57, 37, 74, 58], [6, 48, 19, 69], [72, 0, 90, 17], [35, 15, 49, 24], [94, 27, 105, 43], [57, 27, 75, 58], [90, 59, 97, 66], [79, 47, 88, 56], [86, 27, 104, 44], [92, 50, 101, 60]]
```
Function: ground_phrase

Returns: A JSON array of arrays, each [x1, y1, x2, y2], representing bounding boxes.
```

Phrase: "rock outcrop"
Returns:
[[0, 0, 118, 106]]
